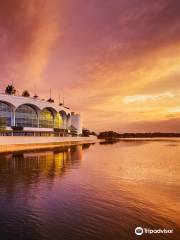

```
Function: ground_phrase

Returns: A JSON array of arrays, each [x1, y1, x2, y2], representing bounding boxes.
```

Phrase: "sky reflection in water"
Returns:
[[0, 141, 179, 240]]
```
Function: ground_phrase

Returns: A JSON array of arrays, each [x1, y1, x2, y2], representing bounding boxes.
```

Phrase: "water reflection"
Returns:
[[0, 141, 179, 240], [0, 145, 83, 194]]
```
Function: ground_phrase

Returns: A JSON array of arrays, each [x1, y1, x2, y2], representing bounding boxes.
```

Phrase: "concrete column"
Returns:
[[37, 110, 40, 128], [11, 108, 15, 126]]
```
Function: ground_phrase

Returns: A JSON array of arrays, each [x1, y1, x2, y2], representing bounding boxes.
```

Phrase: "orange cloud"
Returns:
[[0, 0, 60, 90], [1, 0, 180, 132]]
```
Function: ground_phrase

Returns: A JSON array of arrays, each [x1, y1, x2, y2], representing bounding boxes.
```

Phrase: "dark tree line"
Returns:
[[98, 131, 180, 139]]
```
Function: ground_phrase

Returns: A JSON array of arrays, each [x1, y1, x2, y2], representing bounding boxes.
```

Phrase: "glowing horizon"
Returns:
[[0, 0, 180, 132]]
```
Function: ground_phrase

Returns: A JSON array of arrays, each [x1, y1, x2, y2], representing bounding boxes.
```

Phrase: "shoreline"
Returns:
[[0, 136, 100, 153], [112, 137, 180, 141]]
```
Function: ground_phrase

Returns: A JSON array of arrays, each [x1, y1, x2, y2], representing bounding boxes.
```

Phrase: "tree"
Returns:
[[47, 98, 54, 103], [22, 90, 30, 97], [82, 128, 97, 137], [82, 128, 91, 137], [5, 85, 16, 95]]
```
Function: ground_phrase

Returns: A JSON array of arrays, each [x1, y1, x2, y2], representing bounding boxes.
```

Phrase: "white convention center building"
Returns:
[[0, 93, 82, 136]]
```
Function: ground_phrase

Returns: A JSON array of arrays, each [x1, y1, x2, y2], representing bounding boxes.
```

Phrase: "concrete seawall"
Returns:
[[0, 136, 99, 153]]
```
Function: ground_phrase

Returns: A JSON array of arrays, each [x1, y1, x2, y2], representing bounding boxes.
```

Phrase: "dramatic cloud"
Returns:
[[122, 92, 175, 103], [0, 0, 60, 90], [0, 0, 180, 132]]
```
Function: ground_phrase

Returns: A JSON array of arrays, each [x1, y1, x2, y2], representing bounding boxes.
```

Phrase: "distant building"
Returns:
[[0, 93, 82, 136]]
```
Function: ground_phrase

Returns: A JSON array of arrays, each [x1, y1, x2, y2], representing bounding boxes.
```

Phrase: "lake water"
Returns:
[[0, 140, 179, 240]]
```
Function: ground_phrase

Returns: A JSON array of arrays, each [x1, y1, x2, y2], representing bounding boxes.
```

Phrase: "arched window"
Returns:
[[59, 111, 67, 129], [0, 102, 12, 126], [15, 104, 38, 127], [54, 113, 63, 129], [39, 108, 54, 128], [67, 114, 71, 128]]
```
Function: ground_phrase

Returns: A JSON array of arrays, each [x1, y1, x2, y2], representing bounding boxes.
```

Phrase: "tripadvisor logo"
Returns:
[[135, 227, 143, 236], [135, 226, 174, 236]]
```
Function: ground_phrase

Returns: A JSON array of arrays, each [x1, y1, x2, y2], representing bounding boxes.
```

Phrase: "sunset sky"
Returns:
[[0, 0, 180, 132]]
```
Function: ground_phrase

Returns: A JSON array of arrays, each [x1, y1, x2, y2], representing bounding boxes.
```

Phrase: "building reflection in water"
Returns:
[[0, 144, 88, 196]]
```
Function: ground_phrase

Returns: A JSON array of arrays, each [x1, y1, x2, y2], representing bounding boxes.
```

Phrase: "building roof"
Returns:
[[0, 93, 71, 114]]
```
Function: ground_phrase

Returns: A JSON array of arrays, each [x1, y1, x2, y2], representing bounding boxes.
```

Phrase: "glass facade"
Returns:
[[15, 104, 38, 127], [60, 112, 67, 129], [39, 108, 54, 128], [0, 102, 12, 126], [54, 113, 63, 129], [0, 98, 71, 134]]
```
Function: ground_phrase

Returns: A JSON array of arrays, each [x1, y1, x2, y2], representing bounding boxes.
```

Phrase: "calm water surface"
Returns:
[[0, 140, 179, 240]]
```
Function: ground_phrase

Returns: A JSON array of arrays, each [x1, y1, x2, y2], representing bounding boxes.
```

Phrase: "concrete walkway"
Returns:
[[0, 136, 99, 153]]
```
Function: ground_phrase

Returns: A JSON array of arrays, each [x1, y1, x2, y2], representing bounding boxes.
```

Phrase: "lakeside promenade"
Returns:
[[0, 136, 99, 153]]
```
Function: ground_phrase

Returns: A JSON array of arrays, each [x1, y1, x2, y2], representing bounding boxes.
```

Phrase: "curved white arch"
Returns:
[[43, 107, 57, 117], [16, 103, 40, 114], [0, 94, 71, 115], [0, 100, 15, 109], [59, 110, 67, 117]]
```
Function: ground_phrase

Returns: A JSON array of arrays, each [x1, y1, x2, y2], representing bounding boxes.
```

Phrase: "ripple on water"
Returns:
[[0, 142, 179, 240]]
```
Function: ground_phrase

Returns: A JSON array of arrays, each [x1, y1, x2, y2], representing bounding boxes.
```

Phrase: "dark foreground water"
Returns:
[[0, 140, 179, 240]]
